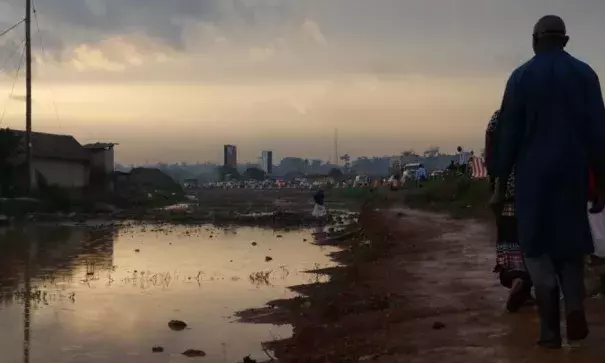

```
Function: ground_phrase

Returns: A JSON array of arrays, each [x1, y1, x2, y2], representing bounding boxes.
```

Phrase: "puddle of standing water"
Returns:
[[0, 223, 339, 363]]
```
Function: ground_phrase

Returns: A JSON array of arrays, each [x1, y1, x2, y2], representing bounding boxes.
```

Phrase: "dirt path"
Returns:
[[262, 207, 605, 362]]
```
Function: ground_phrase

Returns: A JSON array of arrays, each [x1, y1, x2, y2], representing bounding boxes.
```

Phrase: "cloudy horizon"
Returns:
[[0, 0, 604, 164]]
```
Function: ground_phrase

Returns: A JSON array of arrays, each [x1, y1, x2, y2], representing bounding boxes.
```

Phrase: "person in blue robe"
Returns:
[[491, 15, 605, 349]]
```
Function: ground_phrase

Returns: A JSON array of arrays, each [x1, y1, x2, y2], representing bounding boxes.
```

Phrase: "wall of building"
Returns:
[[34, 159, 90, 188], [261, 151, 273, 174], [223, 145, 237, 167], [90, 149, 115, 173]]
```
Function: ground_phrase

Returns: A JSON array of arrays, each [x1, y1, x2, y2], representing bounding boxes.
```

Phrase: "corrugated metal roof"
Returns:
[[83, 142, 117, 150], [12, 130, 89, 162]]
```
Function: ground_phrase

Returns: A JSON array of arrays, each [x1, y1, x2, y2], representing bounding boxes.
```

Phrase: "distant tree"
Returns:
[[328, 168, 344, 179], [217, 165, 241, 181], [402, 149, 419, 157], [340, 154, 351, 171], [423, 146, 440, 158], [195, 172, 216, 183], [279, 157, 307, 173], [243, 167, 266, 181], [305, 159, 323, 174], [0, 128, 21, 196]]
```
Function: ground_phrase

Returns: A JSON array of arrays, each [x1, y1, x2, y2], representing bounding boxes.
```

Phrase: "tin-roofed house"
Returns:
[[12, 131, 92, 189]]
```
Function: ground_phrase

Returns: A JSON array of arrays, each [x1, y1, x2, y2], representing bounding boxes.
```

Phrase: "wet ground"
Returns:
[[0, 223, 339, 363], [263, 207, 605, 362]]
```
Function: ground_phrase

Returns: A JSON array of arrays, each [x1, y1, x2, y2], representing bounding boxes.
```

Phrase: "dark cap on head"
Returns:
[[533, 15, 566, 37]]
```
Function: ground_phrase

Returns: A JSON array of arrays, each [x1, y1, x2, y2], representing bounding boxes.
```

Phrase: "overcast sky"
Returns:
[[0, 0, 604, 164]]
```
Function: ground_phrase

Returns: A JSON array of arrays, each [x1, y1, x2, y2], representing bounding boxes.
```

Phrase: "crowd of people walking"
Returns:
[[486, 15, 605, 348]]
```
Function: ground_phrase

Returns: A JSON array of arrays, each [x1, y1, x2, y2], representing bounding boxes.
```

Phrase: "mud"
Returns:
[[20, 189, 357, 229], [242, 206, 605, 362]]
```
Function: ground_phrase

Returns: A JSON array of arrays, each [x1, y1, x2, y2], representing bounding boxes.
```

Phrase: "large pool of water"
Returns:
[[0, 223, 338, 362]]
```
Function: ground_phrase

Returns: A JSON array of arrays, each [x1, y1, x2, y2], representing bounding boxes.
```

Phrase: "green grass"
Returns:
[[404, 177, 492, 219]]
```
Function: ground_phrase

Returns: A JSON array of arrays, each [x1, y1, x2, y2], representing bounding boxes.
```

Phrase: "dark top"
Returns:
[[314, 190, 325, 206]]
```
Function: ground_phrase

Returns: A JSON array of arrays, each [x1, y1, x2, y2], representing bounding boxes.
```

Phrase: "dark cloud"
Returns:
[[11, 0, 301, 49], [1, 0, 602, 48], [1, 0, 605, 78]]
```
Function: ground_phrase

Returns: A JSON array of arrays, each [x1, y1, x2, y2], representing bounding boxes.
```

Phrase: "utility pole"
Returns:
[[333, 128, 338, 166], [25, 0, 32, 192]]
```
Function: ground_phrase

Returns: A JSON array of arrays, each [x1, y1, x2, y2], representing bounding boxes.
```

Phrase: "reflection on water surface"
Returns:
[[0, 223, 338, 362]]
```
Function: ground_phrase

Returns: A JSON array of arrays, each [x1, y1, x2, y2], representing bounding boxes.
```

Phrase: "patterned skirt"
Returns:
[[493, 202, 530, 288]]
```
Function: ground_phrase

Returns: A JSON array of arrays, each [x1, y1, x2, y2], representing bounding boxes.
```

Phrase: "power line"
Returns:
[[32, 0, 61, 129], [0, 19, 25, 40], [0, 42, 26, 126], [0, 38, 25, 74]]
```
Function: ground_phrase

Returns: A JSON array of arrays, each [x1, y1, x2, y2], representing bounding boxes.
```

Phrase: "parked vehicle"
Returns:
[[354, 175, 370, 187], [402, 163, 421, 181]]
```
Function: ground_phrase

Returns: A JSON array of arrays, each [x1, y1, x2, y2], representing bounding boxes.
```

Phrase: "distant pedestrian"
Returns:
[[312, 189, 327, 218], [446, 160, 457, 178], [491, 15, 605, 348], [457, 146, 470, 175], [415, 164, 427, 187]]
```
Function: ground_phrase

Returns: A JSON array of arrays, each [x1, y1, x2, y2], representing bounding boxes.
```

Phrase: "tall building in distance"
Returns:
[[261, 150, 273, 174], [223, 145, 237, 167]]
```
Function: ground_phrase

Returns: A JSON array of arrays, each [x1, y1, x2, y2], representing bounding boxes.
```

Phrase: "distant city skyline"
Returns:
[[113, 140, 476, 166]]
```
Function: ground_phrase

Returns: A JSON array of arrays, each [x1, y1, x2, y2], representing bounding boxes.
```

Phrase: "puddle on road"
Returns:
[[0, 223, 339, 363]]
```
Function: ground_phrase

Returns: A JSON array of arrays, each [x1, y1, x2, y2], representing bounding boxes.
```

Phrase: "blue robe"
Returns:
[[492, 49, 605, 258]]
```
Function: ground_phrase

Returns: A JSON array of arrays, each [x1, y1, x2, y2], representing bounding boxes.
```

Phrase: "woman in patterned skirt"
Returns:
[[485, 110, 533, 312]]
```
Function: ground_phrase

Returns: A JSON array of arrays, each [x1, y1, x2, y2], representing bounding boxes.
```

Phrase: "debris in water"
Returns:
[[240, 356, 257, 363], [182, 349, 206, 357], [265, 256, 273, 262], [303, 238, 307, 242], [251, 242, 257, 246], [134, 249, 140, 252], [152, 346, 164, 353], [276, 235, 283, 238], [432, 321, 446, 330], [168, 320, 187, 331], [249, 271, 272, 285]]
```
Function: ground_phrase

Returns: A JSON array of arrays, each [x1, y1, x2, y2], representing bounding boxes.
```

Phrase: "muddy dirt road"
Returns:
[[263, 207, 605, 362]]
